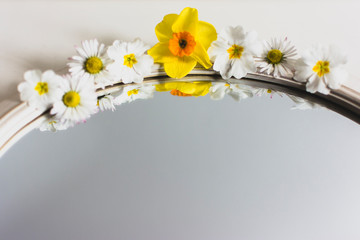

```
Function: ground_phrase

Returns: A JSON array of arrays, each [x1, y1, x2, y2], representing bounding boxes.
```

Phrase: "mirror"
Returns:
[[1, 77, 360, 239]]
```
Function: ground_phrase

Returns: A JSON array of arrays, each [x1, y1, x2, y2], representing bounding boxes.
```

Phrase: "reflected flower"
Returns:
[[156, 82, 211, 97], [97, 94, 116, 112], [254, 88, 282, 98], [113, 84, 155, 105], [39, 117, 74, 132], [209, 82, 255, 101], [287, 94, 322, 110]]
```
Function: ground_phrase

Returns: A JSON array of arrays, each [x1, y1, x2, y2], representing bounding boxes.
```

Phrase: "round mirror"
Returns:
[[1, 77, 360, 239]]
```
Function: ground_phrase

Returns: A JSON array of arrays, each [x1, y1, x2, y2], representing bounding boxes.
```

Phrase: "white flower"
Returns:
[[287, 94, 322, 110], [68, 39, 114, 89], [256, 37, 297, 78], [294, 44, 348, 94], [113, 84, 155, 105], [208, 25, 262, 79], [51, 75, 98, 123], [107, 38, 154, 84], [39, 117, 73, 132], [97, 94, 116, 112], [17, 70, 63, 111], [210, 82, 255, 101]]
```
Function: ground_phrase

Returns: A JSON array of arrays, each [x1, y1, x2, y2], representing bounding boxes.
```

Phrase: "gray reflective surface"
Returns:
[[1, 90, 360, 240]]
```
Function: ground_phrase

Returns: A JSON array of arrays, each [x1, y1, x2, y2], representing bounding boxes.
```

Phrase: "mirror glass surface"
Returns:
[[1, 80, 360, 239]]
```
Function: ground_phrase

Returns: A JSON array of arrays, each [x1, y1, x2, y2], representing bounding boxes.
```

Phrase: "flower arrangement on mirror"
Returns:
[[17, 7, 346, 132]]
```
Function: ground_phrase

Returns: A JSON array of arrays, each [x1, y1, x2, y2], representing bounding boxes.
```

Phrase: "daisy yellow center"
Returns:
[[169, 31, 196, 57], [124, 54, 137, 68], [227, 45, 244, 59], [267, 89, 272, 93], [225, 83, 230, 87], [313, 60, 330, 77], [63, 91, 81, 108], [267, 49, 283, 64], [34, 82, 48, 95], [85, 56, 103, 74], [127, 89, 139, 96]]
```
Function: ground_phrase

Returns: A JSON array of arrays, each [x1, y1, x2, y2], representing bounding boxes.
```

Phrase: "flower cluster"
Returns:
[[148, 8, 348, 94], [17, 7, 349, 132], [18, 38, 154, 131]]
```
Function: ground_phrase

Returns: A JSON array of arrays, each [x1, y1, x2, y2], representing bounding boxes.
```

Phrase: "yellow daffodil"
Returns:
[[148, 7, 217, 79], [155, 82, 211, 97]]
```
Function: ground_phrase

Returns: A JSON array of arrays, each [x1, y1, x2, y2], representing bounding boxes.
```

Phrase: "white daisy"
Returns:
[[113, 84, 155, 105], [97, 94, 116, 112], [39, 117, 74, 132], [17, 70, 63, 111], [68, 39, 114, 89], [209, 82, 255, 101], [50, 75, 98, 123], [294, 44, 348, 94], [107, 38, 154, 84], [208, 25, 262, 79], [256, 37, 297, 78]]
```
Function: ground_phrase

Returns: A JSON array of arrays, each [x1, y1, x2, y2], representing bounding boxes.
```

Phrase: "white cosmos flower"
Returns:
[[51, 75, 98, 123], [107, 38, 154, 84], [210, 82, 255, 101], [294, 44, 348, 95], [256, 37, 297, 78], [68, 39, 114, 89], [113, 84, 155, 105], [97, 94, 116, 112], [18, 70, 63, 111], [208, 25, 262, 79]]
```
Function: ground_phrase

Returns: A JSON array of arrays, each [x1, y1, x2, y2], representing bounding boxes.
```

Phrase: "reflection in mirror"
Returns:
[[1, 78, 360, 239], [36, 77, 359, 133]]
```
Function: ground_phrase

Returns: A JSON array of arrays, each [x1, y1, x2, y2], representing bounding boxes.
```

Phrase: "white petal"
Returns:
[[325, 67, 348, 89], [220, 26, 245, 45], [306, 74, 330, 94]]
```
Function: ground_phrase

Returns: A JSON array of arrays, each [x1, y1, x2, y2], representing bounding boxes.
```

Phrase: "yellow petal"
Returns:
[[155, 82, 179, 92], [164, 56, 197, 78], [148, 42, 177, 63], [172, 7, 198, 36], [177, 82, 211, 96], [197, 21, 217, 50], [155, 14, 178, 42], [191, 43, 212, 69]]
